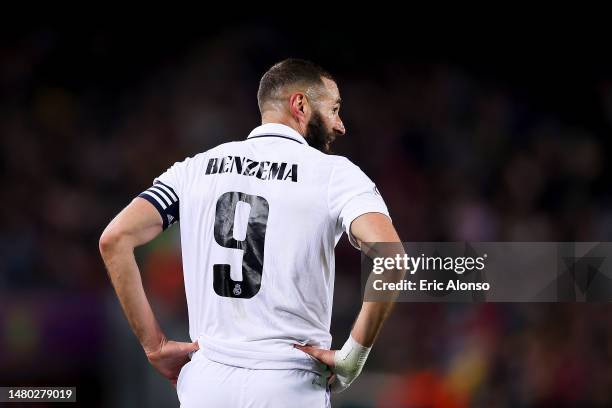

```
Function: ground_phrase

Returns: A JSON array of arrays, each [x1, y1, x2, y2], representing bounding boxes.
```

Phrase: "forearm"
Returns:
[[350, 300, 395, 347], [330, 272, 398, 393], [351, 241, 404, 348], [100, 239, 165, 354], [330, 301, 395, 393], [348, 214, 403, 348]]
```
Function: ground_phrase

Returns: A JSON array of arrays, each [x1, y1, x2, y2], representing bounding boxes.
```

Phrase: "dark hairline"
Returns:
[[257, 59, 335, 113]]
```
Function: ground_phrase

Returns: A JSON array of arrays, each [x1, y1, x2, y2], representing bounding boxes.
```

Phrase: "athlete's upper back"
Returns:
[[138, 123, 390, 373]]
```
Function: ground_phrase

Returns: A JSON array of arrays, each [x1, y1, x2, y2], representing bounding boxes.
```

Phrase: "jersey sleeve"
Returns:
[[138, 162, 182, 230], [328, 157, 391, 249]]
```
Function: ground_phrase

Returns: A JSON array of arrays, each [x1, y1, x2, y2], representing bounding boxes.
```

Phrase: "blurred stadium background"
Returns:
[[2, 21, 612, 407]]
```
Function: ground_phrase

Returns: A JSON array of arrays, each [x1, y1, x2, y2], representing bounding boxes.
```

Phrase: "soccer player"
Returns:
[[99, 58, 401, 407]]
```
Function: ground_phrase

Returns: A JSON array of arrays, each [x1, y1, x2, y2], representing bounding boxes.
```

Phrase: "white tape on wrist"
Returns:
[[331, 335, 371, 393]]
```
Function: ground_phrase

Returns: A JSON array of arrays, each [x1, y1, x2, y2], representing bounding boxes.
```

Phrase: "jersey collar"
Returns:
[[247, 123, 309, 146]]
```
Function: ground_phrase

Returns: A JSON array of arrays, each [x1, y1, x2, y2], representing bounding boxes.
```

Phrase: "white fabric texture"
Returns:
[[143, 123, 390, 376]]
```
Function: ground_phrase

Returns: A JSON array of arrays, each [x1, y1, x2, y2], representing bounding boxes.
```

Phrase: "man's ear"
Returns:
[[289, 92, 310, 123]]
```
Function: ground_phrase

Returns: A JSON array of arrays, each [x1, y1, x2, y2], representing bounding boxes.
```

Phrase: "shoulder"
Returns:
[[169, 151, 208, 169], [174, 141, 243, 167], [328, 154, 356, 166], [300, 148, 358, 169], [326, 154, 364, 176], [205, 140, 244, 155]]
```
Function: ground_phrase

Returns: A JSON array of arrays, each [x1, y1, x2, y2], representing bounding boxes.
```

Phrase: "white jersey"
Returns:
[[138, 123, 390, 374]]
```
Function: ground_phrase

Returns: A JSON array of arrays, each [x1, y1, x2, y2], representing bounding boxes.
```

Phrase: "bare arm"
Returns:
[[295, 212, 402, 392], [348, 212, 402, 347], [99, 197, 165, 352], [99, 197, 197, 386]]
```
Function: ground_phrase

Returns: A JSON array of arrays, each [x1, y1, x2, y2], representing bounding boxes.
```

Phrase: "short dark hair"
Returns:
[[257, 58, 334, 114]]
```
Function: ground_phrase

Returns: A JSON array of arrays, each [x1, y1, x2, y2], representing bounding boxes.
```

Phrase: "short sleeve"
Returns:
[[328, 157, 391, 249], [138, 162, 183, 230]]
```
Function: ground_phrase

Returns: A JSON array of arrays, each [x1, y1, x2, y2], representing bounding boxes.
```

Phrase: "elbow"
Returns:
[[99, 227, 128, 257]]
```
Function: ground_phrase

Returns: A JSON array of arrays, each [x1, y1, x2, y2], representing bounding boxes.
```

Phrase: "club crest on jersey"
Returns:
[[205, 156, 298, 182], [233, 283, 242, 296]]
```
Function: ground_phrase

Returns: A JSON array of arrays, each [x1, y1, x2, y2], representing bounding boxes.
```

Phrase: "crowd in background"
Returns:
[[2, 26, 612, 407]]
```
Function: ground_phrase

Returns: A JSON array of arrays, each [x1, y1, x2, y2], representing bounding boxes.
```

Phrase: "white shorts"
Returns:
[[177, 352, 331, 408]]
